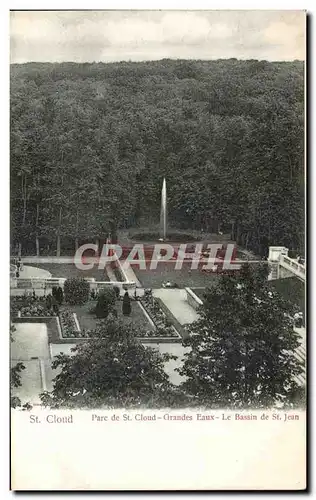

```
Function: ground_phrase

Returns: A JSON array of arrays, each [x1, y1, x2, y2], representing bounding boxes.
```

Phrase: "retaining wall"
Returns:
[[185, 287, 203, 310]]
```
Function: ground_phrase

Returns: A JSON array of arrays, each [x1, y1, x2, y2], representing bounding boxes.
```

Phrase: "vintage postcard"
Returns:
[[10, 9, 306, 491]]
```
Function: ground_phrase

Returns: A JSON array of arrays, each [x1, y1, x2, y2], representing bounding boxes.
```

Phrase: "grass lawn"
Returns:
[[269, 277, 305, 322], [64, 299, 155, 335], [133, 262, 219, 289], [26, 263, 109, 281], [191, 277, 305, 322], [114, 301, 155, 333], [62, 301, 98, 331]]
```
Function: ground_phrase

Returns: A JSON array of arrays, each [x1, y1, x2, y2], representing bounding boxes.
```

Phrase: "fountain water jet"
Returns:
[[160, 177, 167, 240]]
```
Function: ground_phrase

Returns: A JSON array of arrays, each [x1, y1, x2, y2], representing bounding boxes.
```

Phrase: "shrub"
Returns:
[[107, 288, 117, 304], [52, 286, 63, 307], [122, 291, 131, 316], [113, 286, 120, 299], [95, 289, 116, 319], [64, 278, 90, 305]]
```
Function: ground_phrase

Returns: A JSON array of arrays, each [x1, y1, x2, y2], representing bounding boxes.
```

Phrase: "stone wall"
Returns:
[[185, 287, 203, 310]]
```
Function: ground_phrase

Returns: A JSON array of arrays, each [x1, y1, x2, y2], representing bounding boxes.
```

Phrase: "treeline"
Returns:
[[10, 59, 304, 256]]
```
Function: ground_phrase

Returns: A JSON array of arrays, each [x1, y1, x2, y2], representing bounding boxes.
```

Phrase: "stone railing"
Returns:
[[11, 276, 136, 292], [12, 277, 66, 289], [280, 255, 306, 281], [268, 246, 305, 282], [185, 287, 203, 310]]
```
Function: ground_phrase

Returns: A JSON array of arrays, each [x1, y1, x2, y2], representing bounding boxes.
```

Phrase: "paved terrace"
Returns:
[[153, 288, 198, 325], [11, 322, 190, 405]]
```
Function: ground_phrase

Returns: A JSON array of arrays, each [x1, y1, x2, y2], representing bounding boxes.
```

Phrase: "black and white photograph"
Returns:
[[9, 9, 306, 491]]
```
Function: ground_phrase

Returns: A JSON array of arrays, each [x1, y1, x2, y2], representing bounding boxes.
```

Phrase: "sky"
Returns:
[[10, 10, 306, 63]]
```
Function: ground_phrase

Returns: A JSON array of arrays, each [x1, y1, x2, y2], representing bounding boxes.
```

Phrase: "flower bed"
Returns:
[[20, 304, 55, 317], [10, 296, 54, 318], [113, 265, 124, 282], [58, 309, 80, 338], [139, 294, 180, 339]]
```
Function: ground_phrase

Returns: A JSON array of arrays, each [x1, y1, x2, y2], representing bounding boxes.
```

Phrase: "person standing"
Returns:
[[122, 291, 131, 316], [51, 295, 59, 315]]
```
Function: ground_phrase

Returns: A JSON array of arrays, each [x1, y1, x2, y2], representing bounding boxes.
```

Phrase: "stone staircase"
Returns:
[[293, 338, 306, 386]]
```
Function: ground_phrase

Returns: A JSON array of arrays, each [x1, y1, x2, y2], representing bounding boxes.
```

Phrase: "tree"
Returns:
[[11, 60, 304, 257], [40, 319, 180, 409], [178, 264, 304, 409], [122, 291, 131, 316], [11, 362, 26, 408], [10, 323, 27, 408], [95, 289, 116, 319]]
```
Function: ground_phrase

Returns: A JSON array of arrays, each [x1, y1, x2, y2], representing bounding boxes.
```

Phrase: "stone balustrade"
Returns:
[[268, 246, 305, 282], [10, 276, 136, 293]]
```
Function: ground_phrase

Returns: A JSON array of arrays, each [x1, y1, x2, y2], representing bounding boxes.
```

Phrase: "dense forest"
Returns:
[[10, 59, 304, 256]]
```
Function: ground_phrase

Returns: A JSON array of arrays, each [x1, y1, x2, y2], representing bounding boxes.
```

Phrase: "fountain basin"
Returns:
[[129, 231, 201, 243]]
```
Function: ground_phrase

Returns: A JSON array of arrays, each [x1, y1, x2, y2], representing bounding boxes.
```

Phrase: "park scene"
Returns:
[[10, 18, 305, 410]]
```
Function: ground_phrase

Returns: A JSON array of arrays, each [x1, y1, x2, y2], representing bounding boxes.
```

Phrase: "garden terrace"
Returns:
[[60, 299, 181, 342], [11, 294, 182, 342]]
